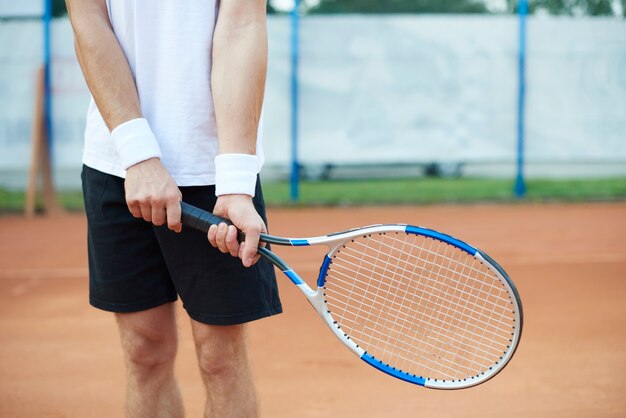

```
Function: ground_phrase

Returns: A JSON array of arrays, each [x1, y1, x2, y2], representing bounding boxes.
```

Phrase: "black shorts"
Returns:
[[81, 165, 282, 325]]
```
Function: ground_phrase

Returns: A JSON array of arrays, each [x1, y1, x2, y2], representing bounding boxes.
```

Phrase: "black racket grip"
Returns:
[[180, 201, 232, 233]]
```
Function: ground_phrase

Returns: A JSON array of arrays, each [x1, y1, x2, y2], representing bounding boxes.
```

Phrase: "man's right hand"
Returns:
[[125, 157, 182, 232]]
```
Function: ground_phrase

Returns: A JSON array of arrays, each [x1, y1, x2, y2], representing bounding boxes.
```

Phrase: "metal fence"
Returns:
[[1, 14, 625, 191]]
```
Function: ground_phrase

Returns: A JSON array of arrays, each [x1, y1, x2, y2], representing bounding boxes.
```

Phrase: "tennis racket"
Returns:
[[181, 202, 523, 389]]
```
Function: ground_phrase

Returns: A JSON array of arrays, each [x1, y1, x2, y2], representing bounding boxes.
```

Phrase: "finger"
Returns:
[[152, 205, 166, 226], [207, 224, 218, 247], [225, 225, 240, 257], [166, 200, 182, 233], [249, 253, 261, 266], [127, 201, 142, 219], [139, 202, 152, 222], [242, 227, 260, 268], [259, 224, 268, 249], [239, 243, 261, 267], [216, 223, 229, 253]]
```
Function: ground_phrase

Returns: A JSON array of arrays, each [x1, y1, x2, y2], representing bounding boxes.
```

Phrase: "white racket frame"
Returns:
[[278, 224, 523, 390]]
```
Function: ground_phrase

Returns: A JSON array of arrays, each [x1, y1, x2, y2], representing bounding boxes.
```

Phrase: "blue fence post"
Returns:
[[515, 0, 528, 198], [43, 0, 53, 159], [289, 0, 300, 202]]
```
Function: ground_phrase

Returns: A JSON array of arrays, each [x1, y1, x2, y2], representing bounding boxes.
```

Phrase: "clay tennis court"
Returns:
[[1, 202, 624, 417]]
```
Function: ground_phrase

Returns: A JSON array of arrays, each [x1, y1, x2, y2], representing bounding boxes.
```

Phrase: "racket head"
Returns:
[[314, 224, 522, 389]]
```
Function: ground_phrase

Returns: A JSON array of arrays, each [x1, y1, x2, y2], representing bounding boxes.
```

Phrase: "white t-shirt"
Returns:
[[82, 0, 264, 188]]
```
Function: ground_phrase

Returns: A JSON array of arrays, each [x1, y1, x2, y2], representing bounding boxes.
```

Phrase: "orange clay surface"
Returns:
[[1, 203, 625, 417]]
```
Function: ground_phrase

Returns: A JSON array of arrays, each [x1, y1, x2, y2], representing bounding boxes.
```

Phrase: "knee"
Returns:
[[196, 340, 244, 380], [123, 332, 177, 375]]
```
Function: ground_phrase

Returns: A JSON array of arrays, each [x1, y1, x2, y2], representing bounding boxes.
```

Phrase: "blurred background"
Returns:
[[1, 2, 625, 417], [0, 0, 624, 209]]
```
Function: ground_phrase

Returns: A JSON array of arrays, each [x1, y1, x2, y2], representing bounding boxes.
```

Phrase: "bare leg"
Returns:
[[191, 321, 258, 418], [116, 303, 184, 418]]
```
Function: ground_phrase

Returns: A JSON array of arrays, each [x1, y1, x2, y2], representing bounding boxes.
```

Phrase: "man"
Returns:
[[67, 1, 281, 417]]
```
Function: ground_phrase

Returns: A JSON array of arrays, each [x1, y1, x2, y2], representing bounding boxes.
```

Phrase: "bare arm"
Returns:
[[67, 0, 181, 232], [212, 0, 267, 155], [67, 0, 140, 129], [209, 0, 269, 267]]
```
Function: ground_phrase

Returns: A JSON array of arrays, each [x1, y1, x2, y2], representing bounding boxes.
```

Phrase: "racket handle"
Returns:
[[180, 201, 232, 233]]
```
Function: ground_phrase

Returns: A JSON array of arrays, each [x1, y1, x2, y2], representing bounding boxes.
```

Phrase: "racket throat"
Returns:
[[304, 288, 365, 358]]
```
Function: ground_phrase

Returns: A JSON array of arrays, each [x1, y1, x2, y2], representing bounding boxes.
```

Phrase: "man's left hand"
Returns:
[[208, 194, 265, 267]]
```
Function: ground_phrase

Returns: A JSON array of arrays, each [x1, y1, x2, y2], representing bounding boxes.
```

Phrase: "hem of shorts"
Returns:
[[185, 304, 283, 326], [83, 158, 126, 179], [89, 294, 179, 313]]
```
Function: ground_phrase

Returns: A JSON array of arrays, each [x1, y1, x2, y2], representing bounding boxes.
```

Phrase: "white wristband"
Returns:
[[214, 153, 259, 197], [111, 118, 162, 169]]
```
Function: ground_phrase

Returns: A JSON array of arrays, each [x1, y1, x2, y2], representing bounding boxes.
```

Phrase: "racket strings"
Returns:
[[326, 275, 508, 375], [390, 235, 509, 378], [334, 313, 483, 376], [325, 280, 509, 353], [327, 291, 503, 365], [345, 238, 511, 303], [332, 252, 514, 326], [332, 244, 514, 335], [323, 232, 517, 382]]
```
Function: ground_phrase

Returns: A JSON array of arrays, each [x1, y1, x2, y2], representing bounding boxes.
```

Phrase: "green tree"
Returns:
[[53, 0, 66, 17], [311, 0, 621, 15], [309, 0, 488, 14], [267, 2, 278, 14], [581, 0, 614, 15], [508, 0, 619, 16]]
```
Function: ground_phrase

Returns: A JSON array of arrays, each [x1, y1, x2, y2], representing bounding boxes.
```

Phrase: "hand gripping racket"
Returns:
[[181, 202, 523, 389]]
